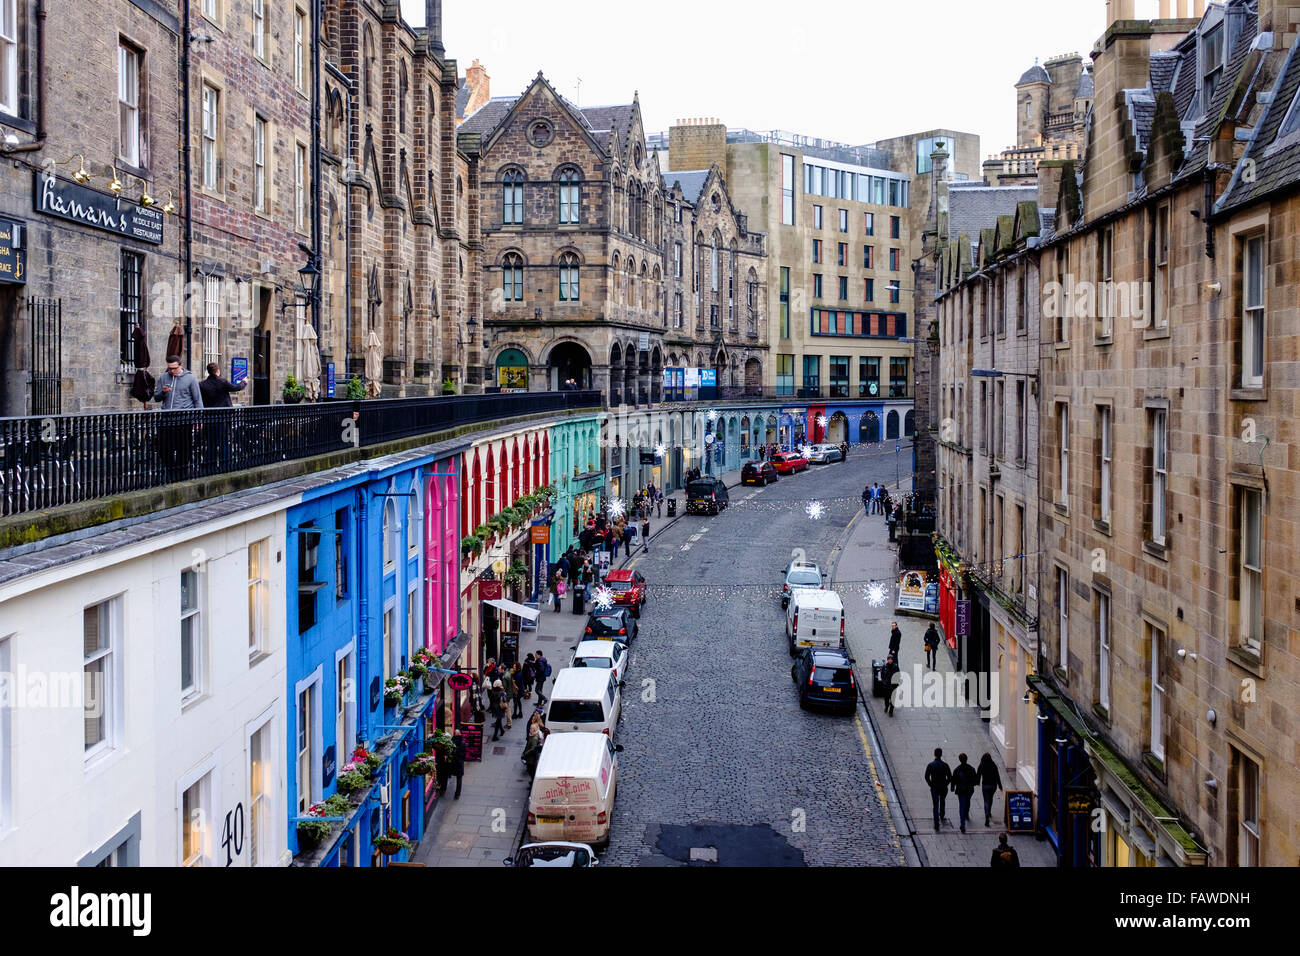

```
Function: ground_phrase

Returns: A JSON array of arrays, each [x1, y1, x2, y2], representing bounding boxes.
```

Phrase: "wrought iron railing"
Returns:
[[659, 386, 916, 403], [0, 391, 600, 518]]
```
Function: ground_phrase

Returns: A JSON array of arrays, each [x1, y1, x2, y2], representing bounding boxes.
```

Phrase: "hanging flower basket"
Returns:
[[408, 753, 437, 776], [374, 829, 412, 855]]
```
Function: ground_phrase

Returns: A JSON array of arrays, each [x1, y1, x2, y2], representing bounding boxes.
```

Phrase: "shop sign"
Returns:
[[1067, 787, 1095, 815], [447, 672, 473, 691], [923, 582, 939, 615], [956, 599, 971, 637], [0, 217, 26, 284], [35, 171, 164, 244], [479, 580, 502, 601], [1006, 790, 1034, 832], [896, 568, 928, 611], [529, 525, 549, 544], [322, 745, 336, 787]]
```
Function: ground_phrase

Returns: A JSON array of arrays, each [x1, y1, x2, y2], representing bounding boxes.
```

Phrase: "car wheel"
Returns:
[[791, 665, 798, 683]]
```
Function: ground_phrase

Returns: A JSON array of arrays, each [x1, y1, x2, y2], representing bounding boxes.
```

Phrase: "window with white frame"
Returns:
[[248, 538, 269, 658], [118, 42, 142, 168], [1057, 567, 1068, 671], [780, 154, 794, 225], [295, 143, 308, 230], [201, 0, 219, 20], [180, 568, 202, 701], [1151, 409, 1167, 544], [201, 83, 220, 190], [558, 252, 580, 302], [0, 0, 18, 117], [383, 499, 397, 570], [1149, 623, 1165, 760], [1239, 488, 1263, 651], [294, 7, 307, 92], [248, 719, 273, 866], [1057, 403, 1069, 505], [1098, 405, 1112, 524], [409, 488, 421, 557], [673, 242, 682, 279], [1237, 751, 1260, 866], [1096, 590, 1110, 711], [1242, 234, 1265, 387], [335, 651, 353, 760], [558, 168, 580, 224], [295, 684, 316, 813], [383, 606, 394, 681], [252, 0, 267, 59], [181, 775, 209, 866], [407, 586, 418, 666], [502, 169, 524, 224], [253, 115, 268, 213], [1098, 225, 1113, 338], [84, 599, 119, 757], [1202, 22, 1225, 105], [203, 276, 221, 368], [1153, 204, 1169, 328]]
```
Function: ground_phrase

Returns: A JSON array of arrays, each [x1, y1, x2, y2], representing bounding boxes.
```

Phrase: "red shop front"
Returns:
[[939, 564, 958, 651]]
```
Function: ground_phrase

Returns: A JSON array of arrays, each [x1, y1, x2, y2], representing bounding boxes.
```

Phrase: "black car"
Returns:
[[686, 478, 730, 515], [791, 647, 858, 713], [741, 461, 779, 486], [584, 607, 638, 642]]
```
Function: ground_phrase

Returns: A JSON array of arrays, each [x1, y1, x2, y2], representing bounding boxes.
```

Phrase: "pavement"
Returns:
[[834, 490, 1059, 867]]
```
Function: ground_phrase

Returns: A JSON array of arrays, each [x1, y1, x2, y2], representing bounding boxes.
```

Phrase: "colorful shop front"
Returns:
[[548, 415, 604, 556], [287, 443, 463, 867]]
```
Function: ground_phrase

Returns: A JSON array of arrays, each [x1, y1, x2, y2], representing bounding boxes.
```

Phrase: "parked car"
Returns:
[[584, 607, 638, 642], [545, 668, 623, 737], [603, 568, 647, 616], [770, 451, 810, 475], [686, 477, 730, 515], [741, 461, 779, 486], [807, 444, 844, 464], [786, 588, 846, 655], [781, 561, 825, 608], [503, 842, 599, 867], [792, 646, 858, 713], [527, 733, 622, 849], [571, 639, 629, 680]]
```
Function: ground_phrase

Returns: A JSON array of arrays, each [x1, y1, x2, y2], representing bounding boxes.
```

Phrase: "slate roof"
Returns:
[[455, 83, 472, 119], [458, 96, 518, 135], [1076, 68, 1095, 99], [1150, 52, 1179, 94], [661, 169, 710, 204], [579, 105, 636, 143], [947, 185, 1040, 257], [1126, 89, 1157, 154], [457, 85, 638, 157], [1219, 31, 1300, 210], [1018, 63, 1051, 86]]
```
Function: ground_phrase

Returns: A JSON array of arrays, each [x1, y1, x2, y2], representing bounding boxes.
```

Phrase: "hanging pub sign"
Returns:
[[34, 171, 165, 245], [0, 217, 26, 284]]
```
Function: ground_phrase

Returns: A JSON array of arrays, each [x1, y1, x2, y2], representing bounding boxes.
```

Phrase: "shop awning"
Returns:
[[482, 598, 540, 622]]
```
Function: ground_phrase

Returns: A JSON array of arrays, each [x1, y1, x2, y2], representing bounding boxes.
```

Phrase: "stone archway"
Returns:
[[744, 357, 762, 396], [827, 411, 849, 444], [609, 342, 623, 406], [548, 341, 592, 391], [861, 411, 881, 443], [886, 409, 900, 440], [905, 410, 915, 437]]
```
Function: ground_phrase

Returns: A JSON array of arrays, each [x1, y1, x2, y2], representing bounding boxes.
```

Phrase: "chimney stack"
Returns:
[[1106, 0, 1136, 27], [426, 0, 444, 56]]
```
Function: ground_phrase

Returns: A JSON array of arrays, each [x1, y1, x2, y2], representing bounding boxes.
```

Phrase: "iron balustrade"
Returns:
[[0, 391, 600, 518]]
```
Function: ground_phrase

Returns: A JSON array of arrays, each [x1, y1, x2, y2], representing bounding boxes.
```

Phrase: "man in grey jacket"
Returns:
[[155, 354, 203, 479]]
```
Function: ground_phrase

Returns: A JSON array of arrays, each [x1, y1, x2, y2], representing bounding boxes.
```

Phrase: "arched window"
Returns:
[[611, 251, 620, 304], [408, 482, 421, 558], [639, 262, 648, 310], [383, 498, 397, 571], [626, 258, 635, 307], [502, 253, 523, 301], [747, 267, 758, 334], [399, 62, 408, 133], [558, 252, 580, 302], [363, 27, 376, 109], [729, 241, 738, 330], [559, 168, 581, 224], [502, 169, 524, 224], [711, 231, 721, 293]]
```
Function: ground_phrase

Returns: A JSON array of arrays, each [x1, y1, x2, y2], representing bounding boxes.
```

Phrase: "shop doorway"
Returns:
[[253, 288, 273, 406]]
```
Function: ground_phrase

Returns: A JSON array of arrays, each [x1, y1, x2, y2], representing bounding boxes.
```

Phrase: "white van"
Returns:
[[546, 668, 623, 737], [527, 732, 621, 849], [786, 588, 845, 654]]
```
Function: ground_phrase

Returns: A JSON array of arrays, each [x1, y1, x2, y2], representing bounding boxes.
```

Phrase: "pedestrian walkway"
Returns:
[[834, 493, 1057, 868]]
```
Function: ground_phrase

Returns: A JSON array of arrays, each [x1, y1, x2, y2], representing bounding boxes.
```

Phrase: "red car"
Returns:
[[603, 569, 647, 617], [770, 451, 810, 475]]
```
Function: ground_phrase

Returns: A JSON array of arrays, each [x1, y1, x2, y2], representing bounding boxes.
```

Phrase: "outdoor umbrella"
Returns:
[[364, 328, 383, 398], [129, 324, 154, 405], [300, 321, 321, 401]]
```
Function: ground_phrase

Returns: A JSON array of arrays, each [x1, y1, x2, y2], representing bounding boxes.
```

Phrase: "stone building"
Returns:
[[456, 77, 765, 404], [1032, 0, 1299, 867], [0, 0, 182, 416], [982, 54, 1093, 186]]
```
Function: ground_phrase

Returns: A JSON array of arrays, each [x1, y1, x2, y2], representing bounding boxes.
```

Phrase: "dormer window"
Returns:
[[1202, 22, 1224, 105]]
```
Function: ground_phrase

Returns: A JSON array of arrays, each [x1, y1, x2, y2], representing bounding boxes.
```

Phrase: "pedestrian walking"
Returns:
[[554, 573, 567, 611], [990, 833, 1020, 868], [510, 663, 526, 718], [924, 747, 953, 830], [862, 485, 871, 512], [951, 752, 979, 833], [882, 652, 900, 716], [656, 488, 664, 517], [154, 355, 204, 479], [924, 621, 941, 670], [622, 523, 634, 556], [489, 680, 507, 741], [641, 514, 650, 553], [839, 440, 849, 462], [500, 668, 516, 729], [448, 730, 467, 799], [977, 752, 1003, 827], [534, 652, 551, 705], [888, 620, 902, 659], [521, 653, 536, 698], [611, 529, 621, 560]]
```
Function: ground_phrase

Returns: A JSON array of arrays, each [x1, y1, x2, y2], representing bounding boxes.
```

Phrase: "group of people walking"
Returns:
[[923, 748, 1019, 866]]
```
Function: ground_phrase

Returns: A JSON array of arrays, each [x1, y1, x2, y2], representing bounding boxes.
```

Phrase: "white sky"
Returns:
[[401, 0, 1112, 162]]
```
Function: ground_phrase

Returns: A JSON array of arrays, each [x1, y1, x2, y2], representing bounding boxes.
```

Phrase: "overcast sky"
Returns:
[[401, 0, 1116, 161]]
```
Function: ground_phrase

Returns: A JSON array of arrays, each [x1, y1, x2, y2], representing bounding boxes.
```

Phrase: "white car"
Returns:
[[570, 639, 629, 680], [503, 841, 599, 867], [782, 561, 825, 608], [808, 444, 843, 464]]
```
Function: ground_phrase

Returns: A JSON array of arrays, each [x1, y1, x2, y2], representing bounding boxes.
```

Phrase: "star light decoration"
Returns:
[[591, 585, 615, 612], [704, 433, 715, 445], [606, 497, 625, 520], [706, 409, 718, 423], [654, 442, 666, 458], [817, 415, 829, 428], [799, 444, 814, 459], [805, 500, 825, 521], [864, 581, 889, 608]]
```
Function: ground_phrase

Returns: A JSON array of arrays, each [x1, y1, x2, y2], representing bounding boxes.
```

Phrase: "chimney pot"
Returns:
[[1177, 0, 1190, 17]]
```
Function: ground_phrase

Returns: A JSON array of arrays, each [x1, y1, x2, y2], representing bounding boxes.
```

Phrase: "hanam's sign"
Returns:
[[35, 171, 164, 245]]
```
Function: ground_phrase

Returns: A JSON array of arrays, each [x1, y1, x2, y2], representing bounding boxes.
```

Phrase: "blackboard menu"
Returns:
[[1006, 790, 1034, 832], [462, 721, 484, 762]]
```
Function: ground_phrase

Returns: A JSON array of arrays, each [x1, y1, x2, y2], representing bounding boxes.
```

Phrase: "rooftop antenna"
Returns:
[[575, 76, 582, 106]]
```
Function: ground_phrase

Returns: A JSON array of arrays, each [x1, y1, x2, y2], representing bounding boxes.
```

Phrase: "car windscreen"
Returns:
[[589, 614, 625, 631], [604, 580, 632, 591], [574, 656, 613, 669], [687, 482, 716, 496], [788, 569, 821, 587], [517, 846, 587, 867], [548, 700, 605, 722], [813, 666, 852, 683]]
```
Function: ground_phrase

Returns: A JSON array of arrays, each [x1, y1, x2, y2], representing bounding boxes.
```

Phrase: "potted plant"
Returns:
[[408, 752, 437, 776], [461, 535, 483, 560], [351, 745, 383, 776], [427, 728, 455, 757], [336, 765, 371, 794], [283, 373, 306, 404], [297, 794, 352, 849], [384, 673, 411, 707], [345, 375, 367, 401], [504, 560, 527, 592], [441, 377, 457, 395], [374, 828, 412, 855]]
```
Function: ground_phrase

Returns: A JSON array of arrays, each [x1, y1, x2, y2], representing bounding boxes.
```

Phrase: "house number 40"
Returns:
[[221, 804, 245, 866]]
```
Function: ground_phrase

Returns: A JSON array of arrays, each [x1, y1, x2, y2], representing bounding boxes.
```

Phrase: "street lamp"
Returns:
[[297, 259, 321, 303], [465, 316, 478, 345]]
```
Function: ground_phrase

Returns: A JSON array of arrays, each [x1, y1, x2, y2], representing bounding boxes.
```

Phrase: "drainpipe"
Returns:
[[356, 487, 370, 744], [4, 0, 46, 152], [181, 0, 195, 365], [310, 0, 322, 336]]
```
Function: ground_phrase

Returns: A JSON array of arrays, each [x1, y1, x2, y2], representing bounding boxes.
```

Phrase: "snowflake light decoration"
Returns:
[[817, 415, 829, 428], [592, 585, 615, 612], [805, 500, 825, 521], [704, 433, 715, 445], [606, 498, 625, 520], [799, 444, 814, 459], [706, 409, 718, 423], [864, 581, 888, 608], [654, 442, 666, 458]]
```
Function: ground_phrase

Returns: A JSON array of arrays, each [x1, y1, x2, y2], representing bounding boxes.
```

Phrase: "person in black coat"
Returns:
[[199, 363, 247, 408], [888, 621, 903, 660], [951, 752, 980, 833], [882, 653, 900, 716], [448, 731, 467, 799], [977, 752, 1003, 827], [924, 622, 941, 669], [924, 748, 953, 830], [990, 833, 1020, 868]]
